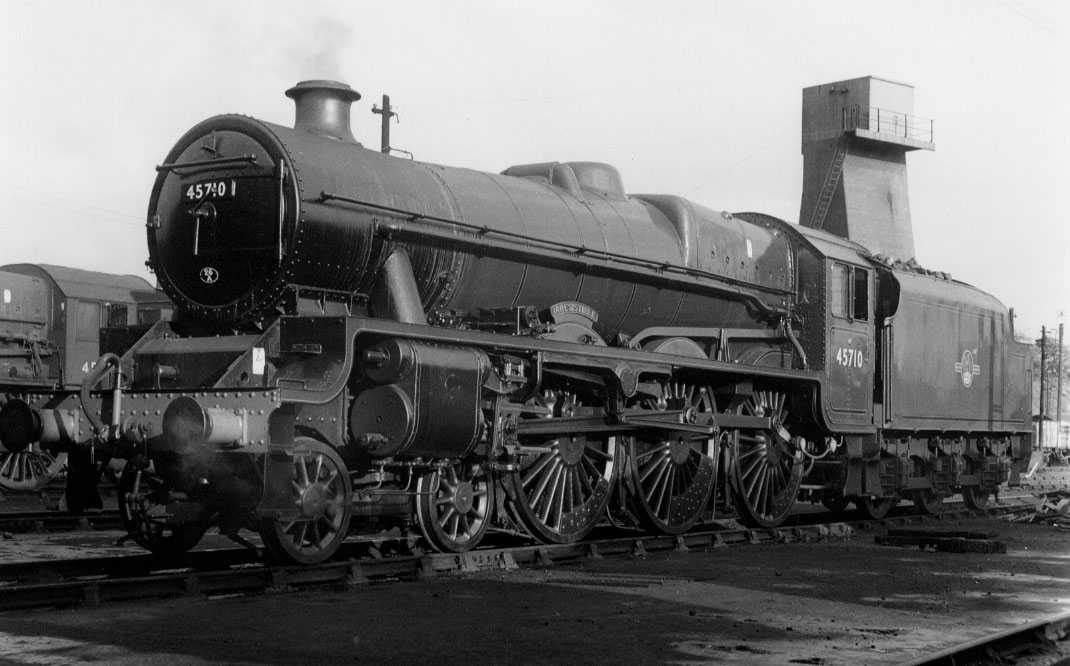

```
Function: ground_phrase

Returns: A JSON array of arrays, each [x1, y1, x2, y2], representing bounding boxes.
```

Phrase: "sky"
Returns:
[[1, 0, 1067, 338]]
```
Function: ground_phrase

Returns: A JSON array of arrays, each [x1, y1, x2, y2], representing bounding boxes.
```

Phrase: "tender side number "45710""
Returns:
[[835, 347, 864, 368]]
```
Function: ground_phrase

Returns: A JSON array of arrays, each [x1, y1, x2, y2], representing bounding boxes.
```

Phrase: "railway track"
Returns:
[[0, 509, 121, 533], [0, 498, 1043, 612], [0, 480, 1045, 537], [0, 475, 1056, 535], [906, 611, 1070, 665]]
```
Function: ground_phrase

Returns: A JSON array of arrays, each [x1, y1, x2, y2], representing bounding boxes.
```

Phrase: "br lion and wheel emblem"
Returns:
[[954, 349, 981, 387], [199, 266, 220, 284]]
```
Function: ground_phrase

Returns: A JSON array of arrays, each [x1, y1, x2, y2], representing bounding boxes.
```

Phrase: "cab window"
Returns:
[[852, 268, 869, 320], [830, 262, 869, 321]]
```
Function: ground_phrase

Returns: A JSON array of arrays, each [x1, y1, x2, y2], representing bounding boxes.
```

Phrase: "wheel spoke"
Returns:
[[583, 445, 612, 462], [580, 454, 602, 482], [522, 453, 555, 488], [568, 467, 582, 507], [634, 446, 664, 462], [640, 454, 670, 484], [538, 465, 563, 524], [748, 462, 765, 505], [561, 468, 573, 515], [737, 446, 765, 460], [741, 452, 764, 480], [530, 459, 561, 509], [655, 467, 675, 518], [294, 521, 309, 548], [554, 467, 568, 527]]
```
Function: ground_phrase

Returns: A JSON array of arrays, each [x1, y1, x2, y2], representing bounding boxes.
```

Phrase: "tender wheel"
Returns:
[[505, 393, 618, 543], [627, 384, 717, 534], [118, 457, 208, 557], [259, 438, 352, 565], [962, 486, 992, 510], [729, 390, 804, 528], [912, 489, 945, 515], [0, 447, 65, 493], [858, 496, 896, 520], [416, 459, 495, 553], [820, 493, 851, 513]]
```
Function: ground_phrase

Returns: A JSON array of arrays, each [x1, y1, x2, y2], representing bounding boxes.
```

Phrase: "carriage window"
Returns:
[[75, 301, 101, 342], [105, 303, 128, 328], [829, 263, 850, 318], [852, 267, 869, 321]]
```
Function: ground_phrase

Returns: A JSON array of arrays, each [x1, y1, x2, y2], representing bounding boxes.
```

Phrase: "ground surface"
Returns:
[[0, 513, 1067, 665]]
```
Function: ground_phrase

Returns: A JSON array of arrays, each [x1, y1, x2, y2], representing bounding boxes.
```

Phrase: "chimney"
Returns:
[[285, 80, 362, 143]]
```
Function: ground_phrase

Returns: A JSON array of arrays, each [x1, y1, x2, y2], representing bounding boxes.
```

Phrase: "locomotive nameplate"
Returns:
[[183, 179, 238, 202]]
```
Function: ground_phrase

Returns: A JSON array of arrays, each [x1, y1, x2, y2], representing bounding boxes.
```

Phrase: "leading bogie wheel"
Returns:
[[258, 438, 352, 565], [729, 390, 804, 528], [118, 457, 208, 558], [626, 384, 717, 535], [416, 458, 496, 553]]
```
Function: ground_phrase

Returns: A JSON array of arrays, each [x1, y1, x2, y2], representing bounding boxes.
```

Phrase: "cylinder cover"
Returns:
[[350, 340, 488, 458]]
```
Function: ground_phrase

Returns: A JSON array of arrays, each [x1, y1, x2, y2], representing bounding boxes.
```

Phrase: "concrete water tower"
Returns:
[[799, 76, 934, 261]]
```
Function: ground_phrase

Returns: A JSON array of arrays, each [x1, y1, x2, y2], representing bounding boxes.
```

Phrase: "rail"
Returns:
[[906, 611, 1070, 665], [842, 105, 934, 143]]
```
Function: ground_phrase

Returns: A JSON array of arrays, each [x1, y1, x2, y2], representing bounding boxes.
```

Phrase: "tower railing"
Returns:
[[842, 105, 934, 143]]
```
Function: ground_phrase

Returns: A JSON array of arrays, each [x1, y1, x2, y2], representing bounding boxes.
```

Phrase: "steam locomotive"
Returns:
[[0, 78, 1032, 564], [0, 264, 169, 495]]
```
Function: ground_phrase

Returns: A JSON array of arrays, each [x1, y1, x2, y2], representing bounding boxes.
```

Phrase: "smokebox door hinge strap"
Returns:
[[155, 154, 259, 173]]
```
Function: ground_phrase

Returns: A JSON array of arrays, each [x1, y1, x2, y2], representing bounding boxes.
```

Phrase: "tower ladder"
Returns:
[[808, 135, 849, 230]]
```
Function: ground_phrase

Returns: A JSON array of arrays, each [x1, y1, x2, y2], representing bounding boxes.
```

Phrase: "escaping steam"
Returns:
[[301, 17, 353, 80]]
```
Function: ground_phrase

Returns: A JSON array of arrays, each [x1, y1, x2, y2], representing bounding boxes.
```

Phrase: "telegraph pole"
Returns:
[[1058, 320, 1064, 442], [1040, 326, 1047, 448], [372, 94, 396, 154]]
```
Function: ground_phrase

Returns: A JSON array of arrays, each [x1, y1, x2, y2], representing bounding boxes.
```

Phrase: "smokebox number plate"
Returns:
[[184, 179, 237, 202]]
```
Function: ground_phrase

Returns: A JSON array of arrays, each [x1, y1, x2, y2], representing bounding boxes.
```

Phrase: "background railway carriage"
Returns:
[[0, 76, 1033, 565], [0, 264, 170, 492]]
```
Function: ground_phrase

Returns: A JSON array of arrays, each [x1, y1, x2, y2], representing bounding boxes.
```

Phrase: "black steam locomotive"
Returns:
[[0, 79, 1031, 564], [0, 264, 170, 494]]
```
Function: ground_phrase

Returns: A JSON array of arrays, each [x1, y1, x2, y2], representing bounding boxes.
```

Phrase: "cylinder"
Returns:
[[162, 396, 246, 451], [350, 341, 487, 458]]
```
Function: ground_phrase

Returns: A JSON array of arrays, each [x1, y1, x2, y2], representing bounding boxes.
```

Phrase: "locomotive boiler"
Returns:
[[0, 78, 1033, 564]]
